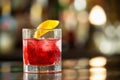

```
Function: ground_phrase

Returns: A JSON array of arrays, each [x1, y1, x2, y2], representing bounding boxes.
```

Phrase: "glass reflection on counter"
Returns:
[[78, 69, 89, 80], [63, 69, 78, 80], [89, 57, 107, 80], [23, 73, 62, 80], [0, 73, 23, 80], [89, 67, 107, 80], [62, 68, 89, 80], [63, 58, 89, 69]]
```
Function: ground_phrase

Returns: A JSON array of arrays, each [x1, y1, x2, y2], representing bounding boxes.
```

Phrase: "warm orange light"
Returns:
[[89, 67, 107, 80], [89, 57, 107, 67], [89, 5, 107, 26]]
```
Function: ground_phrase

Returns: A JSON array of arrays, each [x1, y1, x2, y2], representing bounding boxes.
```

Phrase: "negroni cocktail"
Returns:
[[23, 38, 61, 66], [23, 28, 61, 73]]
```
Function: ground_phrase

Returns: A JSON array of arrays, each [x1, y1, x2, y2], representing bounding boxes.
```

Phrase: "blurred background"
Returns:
[[0, 0, 120, 63]]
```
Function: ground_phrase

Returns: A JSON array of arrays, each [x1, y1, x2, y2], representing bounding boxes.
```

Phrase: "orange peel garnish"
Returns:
[[33, 20, 59, 38]]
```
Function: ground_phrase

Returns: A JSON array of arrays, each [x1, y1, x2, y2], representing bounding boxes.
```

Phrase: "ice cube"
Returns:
[[42, 40, 52, 51]]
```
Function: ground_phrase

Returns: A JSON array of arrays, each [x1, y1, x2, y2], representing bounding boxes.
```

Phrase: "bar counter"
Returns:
[[0, 58, 120, 80]]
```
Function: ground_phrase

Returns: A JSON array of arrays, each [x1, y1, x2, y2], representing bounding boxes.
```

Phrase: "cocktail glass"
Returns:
[[22, 28, 62, 73]]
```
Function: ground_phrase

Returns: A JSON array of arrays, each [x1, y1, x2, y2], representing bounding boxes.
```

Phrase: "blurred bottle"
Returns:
[[30, 0, 48, 27], [58, 0, 89, 50], [0, 0, 17, 54], [58, 0, 77, 50]]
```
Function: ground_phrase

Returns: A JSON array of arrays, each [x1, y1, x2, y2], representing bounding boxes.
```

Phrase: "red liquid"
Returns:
[[23, 39, 61, 66]]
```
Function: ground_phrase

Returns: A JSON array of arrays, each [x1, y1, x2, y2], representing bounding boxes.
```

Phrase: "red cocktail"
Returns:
[[22, 28, 61, 73], [23, 38, 61, 66]]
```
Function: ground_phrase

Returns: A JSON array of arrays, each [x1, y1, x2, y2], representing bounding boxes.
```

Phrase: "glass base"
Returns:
[[24, 64, 61, 73], [23, 72, 62, 80]]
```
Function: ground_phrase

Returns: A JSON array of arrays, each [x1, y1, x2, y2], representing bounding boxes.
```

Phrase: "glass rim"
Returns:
[[22, 28, 61, 31]]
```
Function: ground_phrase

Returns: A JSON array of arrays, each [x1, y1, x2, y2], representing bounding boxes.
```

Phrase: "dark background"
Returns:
[[0, 0, 120, 61]]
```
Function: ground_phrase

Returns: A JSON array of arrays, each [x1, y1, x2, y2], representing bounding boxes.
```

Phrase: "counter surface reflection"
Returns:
[[0, 58, 120, 80]]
